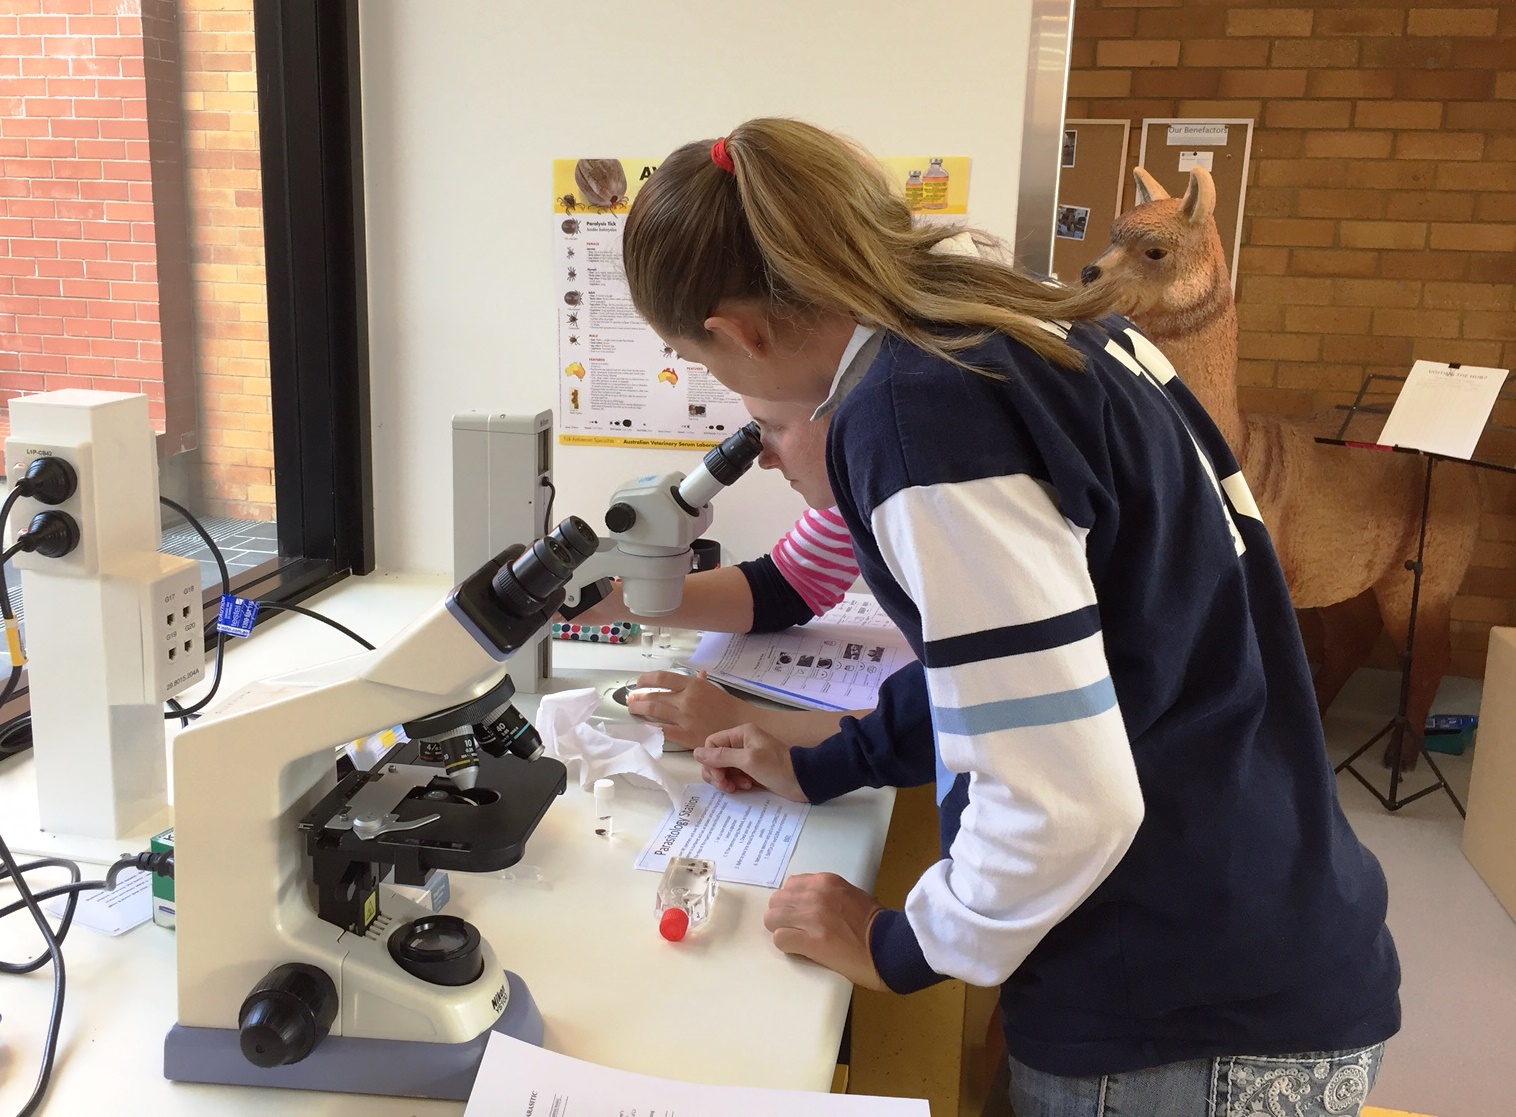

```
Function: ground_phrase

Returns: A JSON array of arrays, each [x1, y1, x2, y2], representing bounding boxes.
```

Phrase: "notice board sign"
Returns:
[[1137, 118, 1254, 290], [1053, 119, 1130, 284]]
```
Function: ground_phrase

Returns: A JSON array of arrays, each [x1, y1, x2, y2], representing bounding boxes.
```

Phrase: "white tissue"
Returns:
[[535, 688, 686, 807]]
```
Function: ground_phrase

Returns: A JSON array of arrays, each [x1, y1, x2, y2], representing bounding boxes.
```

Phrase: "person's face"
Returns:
[[742, 395, 833, 510]]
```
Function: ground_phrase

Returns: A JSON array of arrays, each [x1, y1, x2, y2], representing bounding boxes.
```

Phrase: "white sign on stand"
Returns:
[[1377, 361, 1510, 460]]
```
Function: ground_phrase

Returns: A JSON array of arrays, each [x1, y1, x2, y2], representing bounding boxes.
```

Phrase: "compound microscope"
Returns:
[[165, 425, 761, 1100]]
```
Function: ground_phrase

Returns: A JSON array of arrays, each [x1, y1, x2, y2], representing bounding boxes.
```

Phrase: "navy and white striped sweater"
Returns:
[[819, 318, 1399, 1076]]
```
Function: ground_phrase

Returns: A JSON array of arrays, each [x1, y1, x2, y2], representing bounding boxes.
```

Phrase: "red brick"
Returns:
[[1074, 8, 1138, 37], [1303, 130, 1394, 159], [1289, 249, 1381, 277], [1407, 7, 1500, 36], [1296, 189, 1385, 220], [1270, 39, 1360, 68], [1314, 7, 1405, 35], [1324, 334, 1415, 363], [1468, 254, 1516, 284], [1398, 70, 1497, 100], [1339, 221, 1428, 250], [1334, 279, 1423, 307], [1430, 224, 1516, 253], [1219, 69, 1308, 98], [1095, 40, 1181, 68], [1227, 8, 1313, 36], [1067, 70, 1132, 99], [1283, 306, 1374, 334], [1181, 38, 1270, 68], [1422, 281, 1513, 312], [1384, 192, 1477, 222], [1396, 132, 1486, 161], [1250, 218, 1337, 248], [1307, 70, 1397, 99], [1373, 308, 1464, 338], [1354, 101, 1444, 131], [1433, 162, 1516, 191], [1379, 252, 1468, 281], [1444, 102, 1516, 132], [1266, 101, 1353, 130], [1132, 69, 1221, 98]]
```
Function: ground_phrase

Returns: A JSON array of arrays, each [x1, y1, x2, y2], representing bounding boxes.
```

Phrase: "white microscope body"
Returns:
[[166, 425, 762, 1100]]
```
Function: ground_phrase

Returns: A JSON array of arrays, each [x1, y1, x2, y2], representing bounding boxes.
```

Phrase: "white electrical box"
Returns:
[[4, 390, 189, 839]]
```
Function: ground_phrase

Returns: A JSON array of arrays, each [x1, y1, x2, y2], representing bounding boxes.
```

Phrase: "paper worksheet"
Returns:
[[42, 867, 151, 936], [464, 1032, 929, 1116], [1376, 360, 1509, 460], [687, 593, 915, 712], [635, 782, 809, 889]]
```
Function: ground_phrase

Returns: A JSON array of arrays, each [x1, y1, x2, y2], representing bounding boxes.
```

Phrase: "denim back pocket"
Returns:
[[1212, 1044, 1383, 1117]]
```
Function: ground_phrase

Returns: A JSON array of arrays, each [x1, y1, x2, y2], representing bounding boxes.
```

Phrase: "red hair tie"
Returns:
[[710, 137, 735, 173]]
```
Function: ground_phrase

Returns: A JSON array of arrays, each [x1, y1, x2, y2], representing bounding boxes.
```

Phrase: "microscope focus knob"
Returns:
[[238, 963, 338, 1068], [604, 502, 637, 533]]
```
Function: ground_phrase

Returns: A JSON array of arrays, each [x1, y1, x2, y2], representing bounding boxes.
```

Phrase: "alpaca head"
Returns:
[[1080, 167, 1231, 334]]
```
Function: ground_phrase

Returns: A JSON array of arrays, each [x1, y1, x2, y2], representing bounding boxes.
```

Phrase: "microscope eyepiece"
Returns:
[[550, 515, 599, 561], [675, 422, 763, 511], [491, 517, 600, 616], [702, 422, 763, 486]]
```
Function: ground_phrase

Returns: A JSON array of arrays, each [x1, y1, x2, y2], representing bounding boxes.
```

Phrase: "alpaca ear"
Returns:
[[1180, 168, 1216, 225], [1132, 167, 1169, 206]]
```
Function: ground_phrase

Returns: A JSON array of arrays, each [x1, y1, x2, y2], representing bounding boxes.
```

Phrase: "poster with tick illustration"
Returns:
[[554, 157, 751, 449]]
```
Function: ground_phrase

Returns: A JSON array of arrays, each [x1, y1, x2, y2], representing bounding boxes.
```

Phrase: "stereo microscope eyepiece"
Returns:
[[676, 422, 762, 510]]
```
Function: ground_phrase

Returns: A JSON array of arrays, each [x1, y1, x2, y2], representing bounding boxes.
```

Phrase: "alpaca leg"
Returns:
[[1312, 592, 1383, 718], [1375, 595, 1454, 773]]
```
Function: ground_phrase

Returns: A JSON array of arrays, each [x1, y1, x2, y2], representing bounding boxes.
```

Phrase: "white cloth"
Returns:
[[534, 688, 685, 807]]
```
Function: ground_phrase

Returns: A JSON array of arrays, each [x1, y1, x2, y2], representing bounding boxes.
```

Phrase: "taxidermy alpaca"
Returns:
[[1081, 167, 1480, 770]]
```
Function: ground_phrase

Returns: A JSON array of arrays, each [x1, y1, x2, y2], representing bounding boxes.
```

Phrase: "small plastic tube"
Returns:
[[594, 778, 615, 837]]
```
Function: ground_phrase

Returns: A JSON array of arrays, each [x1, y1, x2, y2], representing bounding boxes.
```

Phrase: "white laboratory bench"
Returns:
[[0, 572, 895, 1115]]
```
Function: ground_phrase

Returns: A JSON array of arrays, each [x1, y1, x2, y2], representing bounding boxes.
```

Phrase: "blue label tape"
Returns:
[[217, 594, 259, 638]]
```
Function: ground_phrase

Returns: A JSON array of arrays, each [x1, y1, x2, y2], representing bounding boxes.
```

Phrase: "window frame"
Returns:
[[0, 0, 372, 725]]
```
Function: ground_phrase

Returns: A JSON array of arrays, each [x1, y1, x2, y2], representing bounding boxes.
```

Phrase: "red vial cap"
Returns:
[[659, 907, 689, 941]]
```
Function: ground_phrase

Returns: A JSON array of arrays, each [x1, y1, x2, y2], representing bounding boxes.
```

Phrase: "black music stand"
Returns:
[[1316, 368, 1516, 816]]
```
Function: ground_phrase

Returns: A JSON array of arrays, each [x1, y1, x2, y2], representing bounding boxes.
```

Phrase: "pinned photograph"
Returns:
[[1062, 129, 1077, 168], [1056, 204, 1090, 241]]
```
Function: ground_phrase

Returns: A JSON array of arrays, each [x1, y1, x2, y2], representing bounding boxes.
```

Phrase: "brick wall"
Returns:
[[178, 0, 273, 521], [0, 0, 166, 427], [1067, 0, 1516, 677], [0, 0, 274, 523]]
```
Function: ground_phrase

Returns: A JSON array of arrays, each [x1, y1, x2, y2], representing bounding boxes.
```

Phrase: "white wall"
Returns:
[[359, 0, 1033, 574]]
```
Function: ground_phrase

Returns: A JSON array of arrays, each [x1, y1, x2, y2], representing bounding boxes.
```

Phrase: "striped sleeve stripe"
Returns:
[[934, 676, 1118, 736], [924, 604, 1102, 670]]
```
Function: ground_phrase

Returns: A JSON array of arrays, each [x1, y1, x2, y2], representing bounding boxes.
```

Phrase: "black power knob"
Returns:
[[604, 502, 636, 533], [238, 963, 338, 1068]]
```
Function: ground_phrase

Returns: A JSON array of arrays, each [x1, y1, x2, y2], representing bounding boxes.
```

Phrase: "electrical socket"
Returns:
[[3, 441, 97, 574], [123, 552, 205, 702]]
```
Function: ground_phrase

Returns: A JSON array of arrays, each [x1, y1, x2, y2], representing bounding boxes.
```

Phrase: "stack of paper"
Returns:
[[465, 1033, 929, 1115], [686, 594, 915, 713]]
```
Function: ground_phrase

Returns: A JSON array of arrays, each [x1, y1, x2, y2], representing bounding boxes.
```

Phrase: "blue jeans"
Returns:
[[1008, 1043, 1384, 1117]]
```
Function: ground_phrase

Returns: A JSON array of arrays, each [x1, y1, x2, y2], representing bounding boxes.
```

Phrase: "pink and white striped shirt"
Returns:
[[770, 506, 860, 616]]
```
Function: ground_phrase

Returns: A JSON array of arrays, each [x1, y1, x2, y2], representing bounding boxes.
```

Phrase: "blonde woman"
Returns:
[[620, 119, 1397, 1117]]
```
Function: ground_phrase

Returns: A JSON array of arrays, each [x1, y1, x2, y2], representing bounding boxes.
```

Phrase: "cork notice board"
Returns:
[[1137, 118, 1254, 290], [1053, 119, 1130, 284]]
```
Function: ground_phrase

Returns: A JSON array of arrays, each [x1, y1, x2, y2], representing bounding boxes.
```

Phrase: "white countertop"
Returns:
[[0, 572, 894, 1114]]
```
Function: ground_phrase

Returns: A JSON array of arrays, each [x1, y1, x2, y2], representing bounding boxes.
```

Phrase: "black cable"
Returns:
[[0, 845, 167, 1116], [0, 833, 71, 1117], [254, 601, 375, 650], [159, 498, 230, 722], [0, 710, 30, 758], [541, 475, 556, 537]]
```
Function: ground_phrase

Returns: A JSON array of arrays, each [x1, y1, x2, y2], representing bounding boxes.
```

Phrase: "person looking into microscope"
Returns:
[[616, 118, 1399, 1117]]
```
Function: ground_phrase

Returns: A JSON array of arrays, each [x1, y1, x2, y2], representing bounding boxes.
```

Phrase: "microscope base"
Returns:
[[163, 969, 542, 1100]]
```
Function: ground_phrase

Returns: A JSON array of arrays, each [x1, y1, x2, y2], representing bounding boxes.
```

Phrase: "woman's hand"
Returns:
[[692, 722, 806, 801], [625, 670, 760, 750], [764, 873, 887, 991]]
